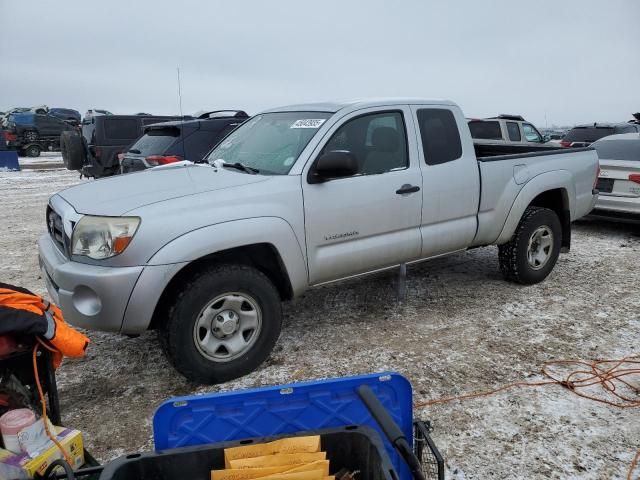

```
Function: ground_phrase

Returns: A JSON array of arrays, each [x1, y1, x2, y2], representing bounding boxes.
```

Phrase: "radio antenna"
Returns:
[[176, 66, 184, 118]]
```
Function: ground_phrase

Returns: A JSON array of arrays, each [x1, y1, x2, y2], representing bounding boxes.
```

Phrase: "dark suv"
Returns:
[[120, 111, 249, 174], [72, 114, 187, 177], [4, 113, 75, 157], [49, 108, 81, 126], [561, 119, 640, 148]]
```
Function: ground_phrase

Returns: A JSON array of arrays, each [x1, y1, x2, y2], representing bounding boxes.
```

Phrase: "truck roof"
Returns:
[[263, 98, 456, 114]]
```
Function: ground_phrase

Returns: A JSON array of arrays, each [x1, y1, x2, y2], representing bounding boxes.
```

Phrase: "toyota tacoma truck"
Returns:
[[38, 98, 599, 384]]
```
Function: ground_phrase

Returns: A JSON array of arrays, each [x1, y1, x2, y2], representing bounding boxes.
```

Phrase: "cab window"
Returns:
[[322, 111, 408, 176], [417, 109, 462, 165], [506, 122, 521, 141]]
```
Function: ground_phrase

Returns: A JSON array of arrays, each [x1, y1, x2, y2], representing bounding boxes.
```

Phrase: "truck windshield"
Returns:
[[206, 111, 332, 174]]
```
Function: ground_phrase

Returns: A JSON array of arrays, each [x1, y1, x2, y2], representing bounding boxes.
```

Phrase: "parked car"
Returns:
[[49, 108, 82, 126], [61, 114, 188, 177], [39, 98, 598, 384], [468, 115, 552, 150], [120, 110, 249, 174], [560, 120, 640, 148], [0, 108, 30, 127], [4, 112, 75, 157], [590, 132, 640, 220]]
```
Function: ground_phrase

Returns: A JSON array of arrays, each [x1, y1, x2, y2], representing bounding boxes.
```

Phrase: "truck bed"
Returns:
[[472, 145, 598, 247], [474, 142, 562, 158]]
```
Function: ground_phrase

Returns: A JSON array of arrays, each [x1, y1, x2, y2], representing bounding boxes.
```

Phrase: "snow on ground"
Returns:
[[17, 152, 65, 169], [0, 168, 638, 479]]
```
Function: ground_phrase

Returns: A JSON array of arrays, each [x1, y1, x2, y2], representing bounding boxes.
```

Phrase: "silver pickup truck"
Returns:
[[38, 98, 599, 383]]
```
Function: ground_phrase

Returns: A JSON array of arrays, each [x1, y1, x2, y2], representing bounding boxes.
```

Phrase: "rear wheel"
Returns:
[[25, 144, 41, 157], [159, 264, 282, 384], [498, 206, 562, 284]]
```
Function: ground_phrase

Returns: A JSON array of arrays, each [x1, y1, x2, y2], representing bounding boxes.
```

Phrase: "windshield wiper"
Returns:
[[219, 161, 259, 174], [128, 148, 141, 154]]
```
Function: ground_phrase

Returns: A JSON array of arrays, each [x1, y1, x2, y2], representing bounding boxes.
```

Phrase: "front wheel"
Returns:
[[159, 264, 282, 384], [498, 206, 562, 284]]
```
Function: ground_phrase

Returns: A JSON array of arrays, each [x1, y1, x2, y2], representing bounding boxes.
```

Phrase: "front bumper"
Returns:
[[38, 233, 144, 332]]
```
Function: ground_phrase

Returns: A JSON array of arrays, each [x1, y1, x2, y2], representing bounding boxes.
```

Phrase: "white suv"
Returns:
[[468, 115, 548, 146]]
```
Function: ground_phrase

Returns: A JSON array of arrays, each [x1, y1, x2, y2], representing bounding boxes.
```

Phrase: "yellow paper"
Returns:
[[285, 460, 330, 476], [259, 470, 325, 480], [229, 452, 326, 469], [211, 464, 306, 480], [224, 436, 321, 467], [211, 461, 330, 480]]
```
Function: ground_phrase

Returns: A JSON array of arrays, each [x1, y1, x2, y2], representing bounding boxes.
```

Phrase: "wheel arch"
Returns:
[[148, 242, 294, 330], [495, 170, 574, 247], [138, 217, 307, 331]]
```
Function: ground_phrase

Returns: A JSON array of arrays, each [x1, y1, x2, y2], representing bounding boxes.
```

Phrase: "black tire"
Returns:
[[498, 206, 562, 285], [60, 131, 85, 170], [159, 264, 282, 384], [25, 144, 41, 157], [24, 130, 38, 142]]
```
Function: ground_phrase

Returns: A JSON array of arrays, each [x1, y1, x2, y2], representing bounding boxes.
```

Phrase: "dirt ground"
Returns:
[[1, 160, 638, 479]]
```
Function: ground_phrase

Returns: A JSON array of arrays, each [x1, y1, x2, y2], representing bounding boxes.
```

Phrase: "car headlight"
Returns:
[[71, 215, 140, 260]]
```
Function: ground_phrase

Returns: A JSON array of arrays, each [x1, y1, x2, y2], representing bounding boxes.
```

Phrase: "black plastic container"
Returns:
[[98, 426, 398, 480], [413, 421, 444, 480]]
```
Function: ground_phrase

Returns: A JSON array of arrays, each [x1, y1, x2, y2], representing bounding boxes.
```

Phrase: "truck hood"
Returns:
[[58, 163, 270, 216]]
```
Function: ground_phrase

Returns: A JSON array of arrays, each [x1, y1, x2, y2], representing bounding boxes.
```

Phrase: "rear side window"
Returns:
[[506, 122, 521, 141], [468, 120, 502, 140], [182, 129, 228, 160], [593, 139, 640, 162], [417, 109, 462, 165], [104, 119, 139, 139], [564, 127, 615, 143], [129, 128, 179, 156]]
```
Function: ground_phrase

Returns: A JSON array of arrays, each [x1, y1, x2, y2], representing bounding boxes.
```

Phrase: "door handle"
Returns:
[[396, 184, 420, 195]]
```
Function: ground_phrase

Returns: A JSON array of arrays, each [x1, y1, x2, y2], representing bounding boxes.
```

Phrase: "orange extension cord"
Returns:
[[32, 339, 74, 466], [413, 356, 640, 480]]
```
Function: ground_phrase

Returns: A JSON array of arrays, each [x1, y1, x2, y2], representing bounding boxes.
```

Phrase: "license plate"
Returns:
[[596, 177, 614, 193]]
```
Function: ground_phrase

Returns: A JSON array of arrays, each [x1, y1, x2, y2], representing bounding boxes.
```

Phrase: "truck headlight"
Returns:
[[71, 216, 140, 259]]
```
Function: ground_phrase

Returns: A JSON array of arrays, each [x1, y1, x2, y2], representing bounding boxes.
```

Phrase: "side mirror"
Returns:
[[543, 135, 550, 142], [310, 150, 358, 183]]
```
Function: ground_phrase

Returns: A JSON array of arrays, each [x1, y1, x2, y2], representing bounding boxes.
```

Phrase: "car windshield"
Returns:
[[206, 111, 332, 174]]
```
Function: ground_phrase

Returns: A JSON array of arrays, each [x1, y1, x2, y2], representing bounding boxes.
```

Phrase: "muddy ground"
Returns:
[[1, 160, 638, 479]]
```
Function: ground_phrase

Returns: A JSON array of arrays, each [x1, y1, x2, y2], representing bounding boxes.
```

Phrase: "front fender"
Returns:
[[121, 217, 308, 333], [147, 216, 308, 294], [495, 170, 574, 245]]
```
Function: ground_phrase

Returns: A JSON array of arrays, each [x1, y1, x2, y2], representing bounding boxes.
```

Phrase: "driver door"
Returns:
[[302, 107, 423, 285]]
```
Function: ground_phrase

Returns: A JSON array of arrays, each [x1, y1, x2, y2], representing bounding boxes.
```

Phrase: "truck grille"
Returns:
[[47, 206, 66, 252]]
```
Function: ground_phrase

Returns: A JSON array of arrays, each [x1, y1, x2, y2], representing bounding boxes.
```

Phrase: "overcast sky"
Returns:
[[1, 0, 638, 127]]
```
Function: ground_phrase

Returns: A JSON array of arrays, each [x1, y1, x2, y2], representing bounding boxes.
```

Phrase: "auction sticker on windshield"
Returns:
[[290, 119, 326, 129]]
